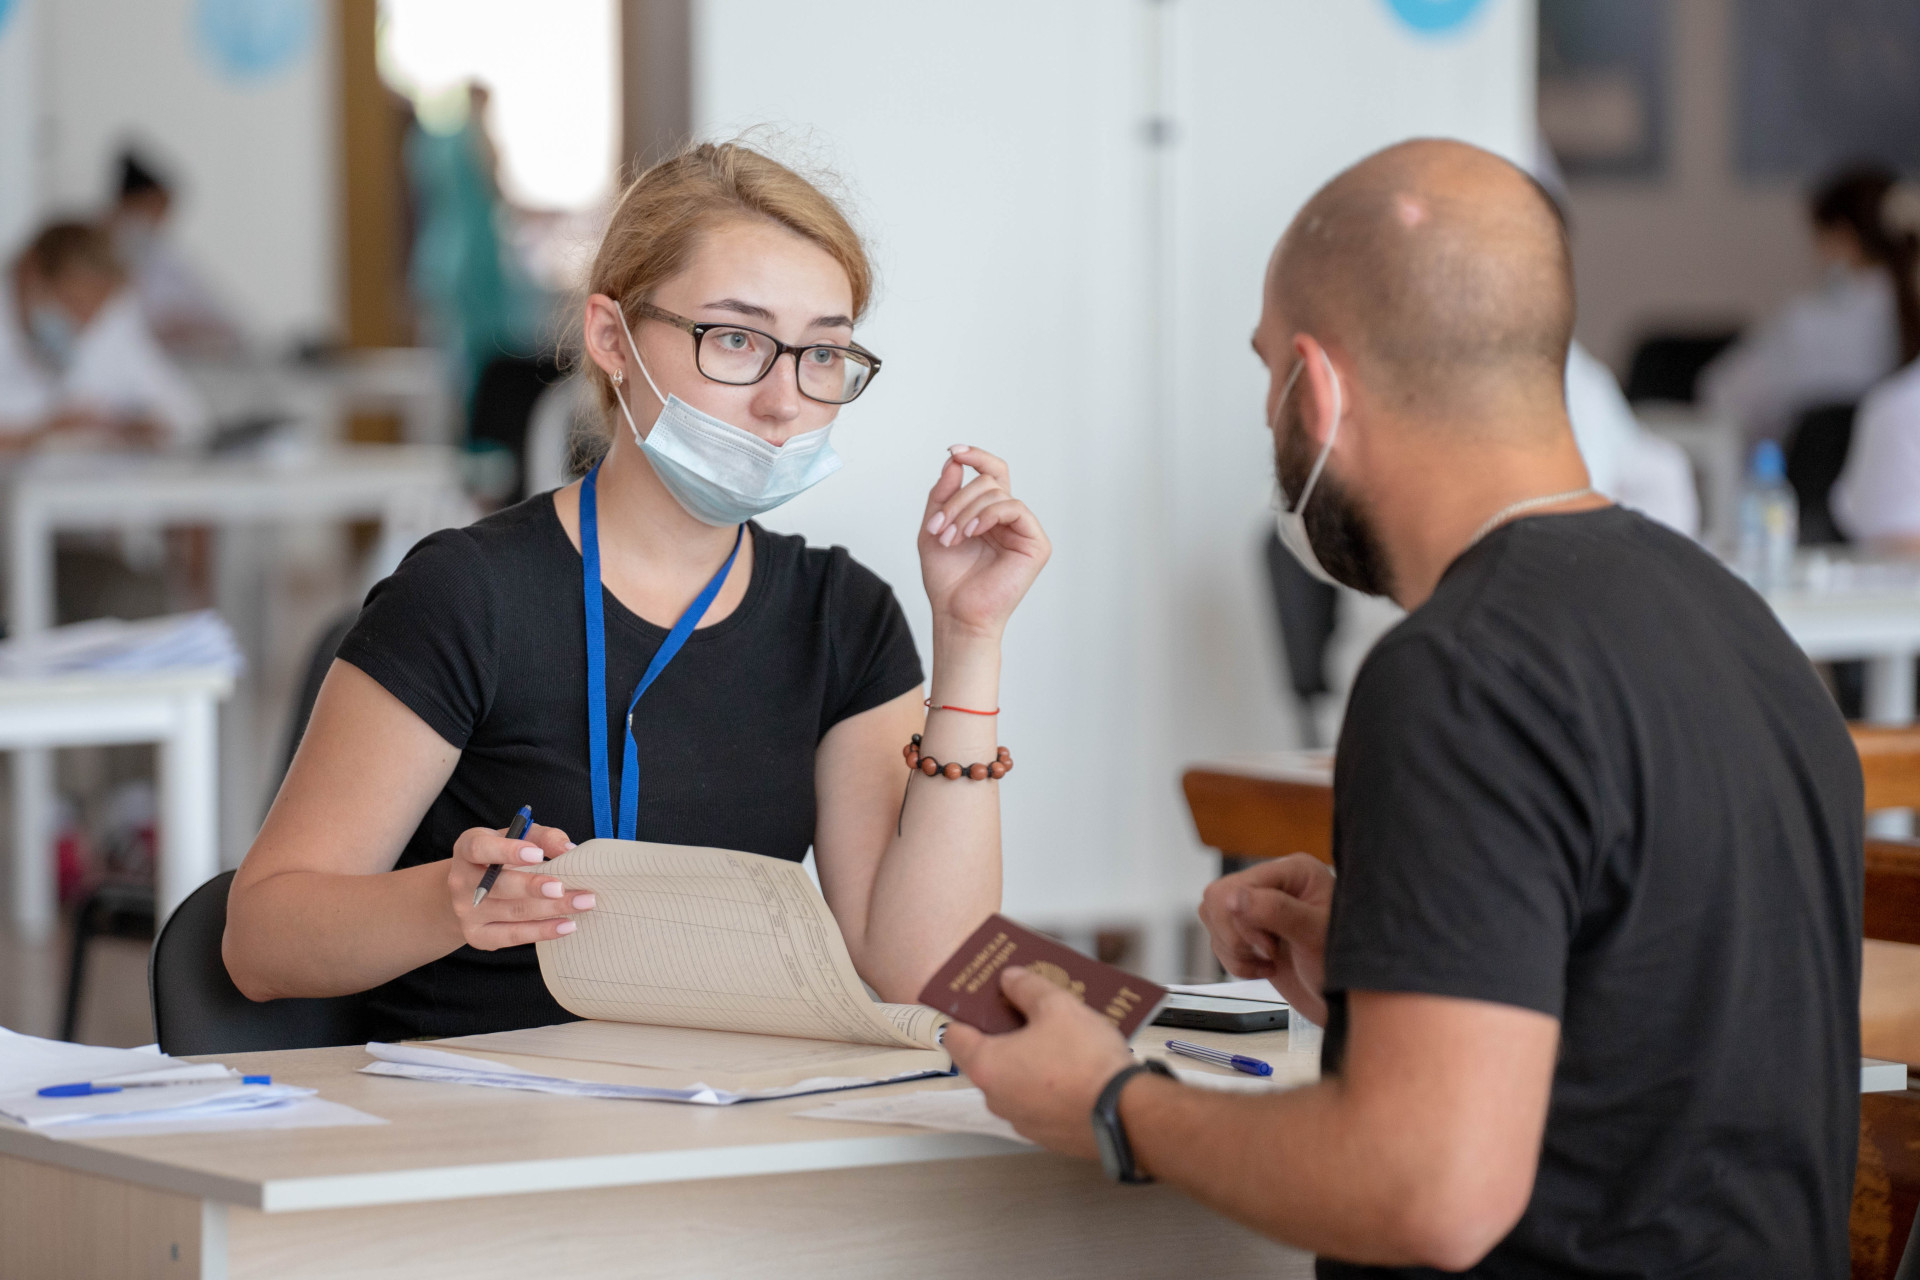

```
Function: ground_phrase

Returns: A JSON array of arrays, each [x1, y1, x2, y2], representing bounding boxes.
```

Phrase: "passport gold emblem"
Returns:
[[1028, 961, 1087, 998]]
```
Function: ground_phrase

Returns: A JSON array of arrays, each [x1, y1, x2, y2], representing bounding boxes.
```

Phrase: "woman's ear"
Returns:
[[582, 294, 629, 381]]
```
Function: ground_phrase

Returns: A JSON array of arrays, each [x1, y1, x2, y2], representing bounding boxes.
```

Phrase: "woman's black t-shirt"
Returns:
[[335, 492, 924, 1040]]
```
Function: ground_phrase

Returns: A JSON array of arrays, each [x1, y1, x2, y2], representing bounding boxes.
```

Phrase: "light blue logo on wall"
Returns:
[[195, 0, 315, 80], [1384, 0, 1490, 36]]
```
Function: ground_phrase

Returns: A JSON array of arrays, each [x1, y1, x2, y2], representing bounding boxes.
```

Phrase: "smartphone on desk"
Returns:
[[1151, 992, 1289, 1033]]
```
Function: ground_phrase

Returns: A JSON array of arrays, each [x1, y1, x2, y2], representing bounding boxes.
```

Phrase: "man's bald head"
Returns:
[[1269, 139, 1574, 422]]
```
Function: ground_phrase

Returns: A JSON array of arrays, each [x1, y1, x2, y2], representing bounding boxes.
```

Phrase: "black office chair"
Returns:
[[1622, 329, 1742, 404], [1263, 527, 1339, 750], [1783, 401, 1858, 547], [148, 869, 374, 1055]]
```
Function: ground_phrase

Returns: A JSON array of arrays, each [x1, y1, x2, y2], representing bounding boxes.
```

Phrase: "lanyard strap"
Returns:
[[580, 465, 743, 841]]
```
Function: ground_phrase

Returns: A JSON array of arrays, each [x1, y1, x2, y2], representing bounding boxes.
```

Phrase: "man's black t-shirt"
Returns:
[[1314, 508, 1861, 1279], [335, 493, 924, 1041]]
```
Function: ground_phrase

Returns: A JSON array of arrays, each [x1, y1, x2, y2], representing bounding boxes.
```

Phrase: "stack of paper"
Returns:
[[0, 1027, 381, 1139], [0, 611, 243, 678]]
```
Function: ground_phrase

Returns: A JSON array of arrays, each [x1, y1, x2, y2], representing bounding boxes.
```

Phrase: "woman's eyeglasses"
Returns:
[[633, 302, 881, 405]]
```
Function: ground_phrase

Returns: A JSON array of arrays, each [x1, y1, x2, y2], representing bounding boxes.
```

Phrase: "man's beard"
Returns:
[[1275, 397, 1393, 598]]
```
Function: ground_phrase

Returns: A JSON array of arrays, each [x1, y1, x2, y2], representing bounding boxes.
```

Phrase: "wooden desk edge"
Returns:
[[0, 1116, 1025, 1213]]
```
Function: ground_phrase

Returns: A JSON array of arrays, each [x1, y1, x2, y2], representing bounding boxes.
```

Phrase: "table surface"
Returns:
[[0, 1026, 1302, 1214]]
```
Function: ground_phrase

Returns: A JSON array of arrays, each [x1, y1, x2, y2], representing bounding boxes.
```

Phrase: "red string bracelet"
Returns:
[[925, 698, 1000, 716]]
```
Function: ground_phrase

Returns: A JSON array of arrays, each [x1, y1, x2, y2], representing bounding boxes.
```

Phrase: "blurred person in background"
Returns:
[[107, 149, 245, 357], [0, 220, 208, 449], [1831, 183, 1920, 553], [1702, 164, 1920, 444]]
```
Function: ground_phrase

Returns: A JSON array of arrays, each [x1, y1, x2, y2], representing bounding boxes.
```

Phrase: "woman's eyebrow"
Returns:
[[700, 299, 852, 331]]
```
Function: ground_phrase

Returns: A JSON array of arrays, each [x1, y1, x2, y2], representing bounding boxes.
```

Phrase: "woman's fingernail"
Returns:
[[542, 881, 564, 899], [964, 519, 980, 537], [555, 920, 577, 935], [573, 894, 596, 910], [927, 511, 946, 535], [565, 842, 577, 850], [1231, 888, 1250, 913], [520, 847, 545, 863], [950, 444, 969, 455]]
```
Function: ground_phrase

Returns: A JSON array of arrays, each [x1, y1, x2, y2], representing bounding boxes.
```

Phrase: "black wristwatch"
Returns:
[[1091, 1059, 1174, 1184]]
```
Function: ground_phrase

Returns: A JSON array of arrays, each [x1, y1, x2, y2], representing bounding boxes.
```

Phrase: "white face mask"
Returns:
[[28, 304, 78, 368], [1270, 347, 1345, 587], [610, 307, 842, 527]]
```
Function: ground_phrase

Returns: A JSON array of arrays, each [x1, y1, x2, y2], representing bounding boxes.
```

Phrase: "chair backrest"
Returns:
[[1854, 726, 1920, 814], [1622, 329, 1742, 404], [149, 870, 374, 1056], [1867, 839, 1920, 948], [1784, 402, 1857, 546]]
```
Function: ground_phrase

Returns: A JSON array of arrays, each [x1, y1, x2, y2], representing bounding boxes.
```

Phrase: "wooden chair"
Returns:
[[1855, 725, 1920, 814]]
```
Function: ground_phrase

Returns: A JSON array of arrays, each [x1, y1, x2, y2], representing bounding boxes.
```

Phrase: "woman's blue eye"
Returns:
[[716, 331, 751, 351], [805, 348, 839, 365]]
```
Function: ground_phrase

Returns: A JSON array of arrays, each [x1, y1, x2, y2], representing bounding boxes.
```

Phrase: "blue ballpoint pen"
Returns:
[[39, 1075, 271, 1098], [1163, 1039, 1274, 1077], [473, 805, 534, 906]]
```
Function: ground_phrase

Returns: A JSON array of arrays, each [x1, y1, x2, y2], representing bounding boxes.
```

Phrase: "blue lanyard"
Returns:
[[580, 464, 743, 841]]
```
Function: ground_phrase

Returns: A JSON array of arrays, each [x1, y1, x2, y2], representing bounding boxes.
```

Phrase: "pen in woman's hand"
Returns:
[[473, 805, 534, 906]]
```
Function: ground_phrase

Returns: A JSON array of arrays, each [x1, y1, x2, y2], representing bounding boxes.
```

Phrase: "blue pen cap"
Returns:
[[1231, 1056, 1274, 1077], [242, 1075, 271, 1085]]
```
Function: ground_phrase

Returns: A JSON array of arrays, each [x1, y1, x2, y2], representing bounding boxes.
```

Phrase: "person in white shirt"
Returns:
[[0, 221, 209, 448], [106, 150, 244, 357], [1702, 165, 1918, 444], [1833, 357, 1920, 553], [1566, 340, 1699, 537]]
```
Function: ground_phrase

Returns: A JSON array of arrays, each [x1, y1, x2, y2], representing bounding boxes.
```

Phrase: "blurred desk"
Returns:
[[5, 446, 468, 901], [186, 348, 455, 446], [0, 668, 231, 940], [0, 1035, 1311, 1280]]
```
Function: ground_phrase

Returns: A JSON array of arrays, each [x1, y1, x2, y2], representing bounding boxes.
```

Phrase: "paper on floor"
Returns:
[[795, 1088, 1032, 1144], [361, 1041, 948, 1106]]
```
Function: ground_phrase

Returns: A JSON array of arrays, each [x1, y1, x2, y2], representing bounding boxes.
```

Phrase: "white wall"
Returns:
[[31, 0, 336, 341], [696, 0, 1534, 954], [0, 0, 39, 255]]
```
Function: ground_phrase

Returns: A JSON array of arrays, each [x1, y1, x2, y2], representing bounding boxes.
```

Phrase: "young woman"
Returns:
[[223, 143, 1050, 1039]]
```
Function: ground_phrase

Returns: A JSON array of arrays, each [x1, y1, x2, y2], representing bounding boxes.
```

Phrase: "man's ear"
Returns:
[[1291, 334, 1344, 452]]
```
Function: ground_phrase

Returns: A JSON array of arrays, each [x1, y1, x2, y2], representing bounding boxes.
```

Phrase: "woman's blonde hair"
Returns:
[[576, 141, 872, 437]]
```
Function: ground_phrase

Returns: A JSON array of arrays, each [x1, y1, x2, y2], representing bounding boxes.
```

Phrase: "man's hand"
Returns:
[[943, 966, 1137, 1158], [1198, 853, 1334, 1025]]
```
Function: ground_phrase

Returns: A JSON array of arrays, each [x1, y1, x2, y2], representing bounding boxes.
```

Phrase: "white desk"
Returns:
[[0, 1031, 1315, 1280], [0, 669, 232, 939], [5, 446, 469, 921], [186, 349, 456, 447], [1767, 567, 1920, 727]]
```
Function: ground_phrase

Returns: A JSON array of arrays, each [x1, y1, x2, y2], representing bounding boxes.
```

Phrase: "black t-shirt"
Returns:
[[335, 494, 924, 1040], [1314, 508, 1861, 1280]]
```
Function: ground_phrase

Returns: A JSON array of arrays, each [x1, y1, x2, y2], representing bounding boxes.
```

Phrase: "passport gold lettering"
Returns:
[[1102, 987, 1142, 1025], [947, 931, 1012, 993]]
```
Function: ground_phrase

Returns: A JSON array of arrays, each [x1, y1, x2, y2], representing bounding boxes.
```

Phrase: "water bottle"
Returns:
[[1737, 440, 1798, 593]]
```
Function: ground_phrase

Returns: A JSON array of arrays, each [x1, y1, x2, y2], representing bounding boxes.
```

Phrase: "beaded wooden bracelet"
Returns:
[[903, 734, 1012, 781]]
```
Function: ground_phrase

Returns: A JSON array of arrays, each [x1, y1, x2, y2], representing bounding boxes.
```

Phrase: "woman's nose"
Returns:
[[749, 353, 806, 435]]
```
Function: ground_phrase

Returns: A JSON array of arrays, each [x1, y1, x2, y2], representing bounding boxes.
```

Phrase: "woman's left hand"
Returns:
[[919, 445, 1051, 639]]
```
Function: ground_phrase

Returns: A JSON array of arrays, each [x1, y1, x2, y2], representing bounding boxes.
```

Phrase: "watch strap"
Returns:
[[1092, 1059, 1174, 1184]]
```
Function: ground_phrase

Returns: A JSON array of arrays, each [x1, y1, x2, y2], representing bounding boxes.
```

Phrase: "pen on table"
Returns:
[[473, 805, 535, 907], [38, 1075, 271, 1098], [1163, 1039, 1273, 1078]]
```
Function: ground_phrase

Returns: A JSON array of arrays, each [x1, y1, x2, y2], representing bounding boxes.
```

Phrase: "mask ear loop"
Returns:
[[1280, 347, 1343, 515], [610, 303, 671, 449]]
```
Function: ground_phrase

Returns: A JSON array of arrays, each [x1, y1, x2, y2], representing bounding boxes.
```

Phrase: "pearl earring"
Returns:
[[611, 369, 623, 385]]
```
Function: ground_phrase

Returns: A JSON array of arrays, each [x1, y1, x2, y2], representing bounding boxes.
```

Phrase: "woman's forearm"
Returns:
[[859, 628, 1005, 999], [223, 859, 464, 1001]]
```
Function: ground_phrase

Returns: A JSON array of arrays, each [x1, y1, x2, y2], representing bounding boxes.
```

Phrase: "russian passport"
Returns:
[[917, 914, 1167, 1037]]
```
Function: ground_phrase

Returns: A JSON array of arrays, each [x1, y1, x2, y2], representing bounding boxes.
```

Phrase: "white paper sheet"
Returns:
[[1164, 979, 1290, 1002], [795, 1088, 1032, 1144], [361, 1040, 948, 1106], [36, 1097, 387, 1140]]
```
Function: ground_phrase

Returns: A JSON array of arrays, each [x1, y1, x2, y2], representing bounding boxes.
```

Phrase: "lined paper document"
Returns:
[[530, 840, 945, 1050]]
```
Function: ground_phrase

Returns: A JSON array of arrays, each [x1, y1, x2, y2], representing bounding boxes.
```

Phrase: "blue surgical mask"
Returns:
[[28, 304, 78, 368], [1270, 347, 1344, 587], [610, 307, 842, 527]]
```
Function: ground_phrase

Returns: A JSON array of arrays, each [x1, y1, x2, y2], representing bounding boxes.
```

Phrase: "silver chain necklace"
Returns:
[[1464, 487, 1598, 551]]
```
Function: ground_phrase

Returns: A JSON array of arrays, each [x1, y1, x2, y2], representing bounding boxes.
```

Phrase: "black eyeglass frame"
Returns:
[[632, 301, 882, 405]]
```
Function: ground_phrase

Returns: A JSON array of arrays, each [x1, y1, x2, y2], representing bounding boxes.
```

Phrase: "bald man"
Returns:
[[948, 140, 1861, 1276]]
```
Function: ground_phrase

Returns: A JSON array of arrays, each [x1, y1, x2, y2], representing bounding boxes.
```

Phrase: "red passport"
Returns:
[[917, 914, 1167, 1038]]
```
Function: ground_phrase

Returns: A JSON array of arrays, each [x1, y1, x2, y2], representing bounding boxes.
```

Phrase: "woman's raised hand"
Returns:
[[446, 821, 593, 951], [919, 446, 1051, 639]]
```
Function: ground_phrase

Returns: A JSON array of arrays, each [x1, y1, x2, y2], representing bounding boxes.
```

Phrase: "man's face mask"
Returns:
[[1270, 346, 1392, 598]]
